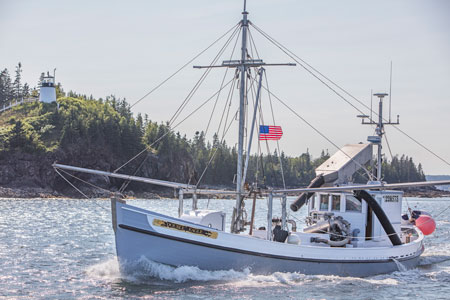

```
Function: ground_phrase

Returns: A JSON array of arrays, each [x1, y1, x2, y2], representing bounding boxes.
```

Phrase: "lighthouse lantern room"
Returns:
[[39, 71, 57, 103]]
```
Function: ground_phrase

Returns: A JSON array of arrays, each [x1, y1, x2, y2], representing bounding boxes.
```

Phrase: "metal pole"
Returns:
[[389, 62, 392, 123], [178, 189, 184, 217], [281, 194, 287, 230], [267, 191, 273, 241], [249, 192, 257, 235], [377, 97, 383, 181], [242, 68, 264, 187], [52, 163, 195, 189], [370, 90, 373, 123], [192, 192, 198, 210], [232, 6, 249, 233]]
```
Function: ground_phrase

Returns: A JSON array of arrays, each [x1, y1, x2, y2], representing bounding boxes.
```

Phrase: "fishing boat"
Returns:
[[53, 1, 450, 277]]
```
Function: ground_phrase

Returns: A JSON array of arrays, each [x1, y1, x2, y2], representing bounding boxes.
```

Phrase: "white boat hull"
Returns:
[[113, 200, 424, 277]]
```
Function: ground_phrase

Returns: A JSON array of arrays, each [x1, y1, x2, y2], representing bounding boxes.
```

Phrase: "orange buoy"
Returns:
[[415, 215, 436, 235]]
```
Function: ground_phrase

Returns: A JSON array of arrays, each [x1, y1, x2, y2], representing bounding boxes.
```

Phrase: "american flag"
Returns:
[[259, 125, 283, 140]]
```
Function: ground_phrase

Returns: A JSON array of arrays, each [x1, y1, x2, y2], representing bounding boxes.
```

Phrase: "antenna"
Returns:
[[243, 0, 247, 12], [359, 92, 400, 181], [389, 61, 392, 122], [370, 89, 373, 123]]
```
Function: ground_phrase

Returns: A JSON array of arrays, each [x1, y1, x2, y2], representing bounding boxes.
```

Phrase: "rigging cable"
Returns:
[[196, 75, 239, 187], [113, 78, 235, 173], [384, 131, 394, 161], [218, 70, 238, 139], [113, 24, 241, 174], [54, 168, 112, 211], [129, 22, 240, 109], [246, 30, 277, 187], [253, 78, 374, 179], [264, 70, 287, 189], [196, 108, 240, 187], [250, 21, 450, 169], [168, 25, 241, 127], [58, 168, 121, 197], [120, 23, 239, 192], [118, 152, 151, 194], [205, 27, 242, 136], [55, 168, 89, 199]]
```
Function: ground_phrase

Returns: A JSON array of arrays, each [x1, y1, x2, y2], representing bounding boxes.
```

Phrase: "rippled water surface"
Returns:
[[1, 197, 450, 299]]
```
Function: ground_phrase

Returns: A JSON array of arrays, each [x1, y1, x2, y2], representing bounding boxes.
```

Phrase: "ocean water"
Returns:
[[1, 197, 450, 299]]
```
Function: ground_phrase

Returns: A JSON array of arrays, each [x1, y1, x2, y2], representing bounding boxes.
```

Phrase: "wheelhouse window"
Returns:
[[310, 195, 316, 210], [345, 195, 362, 212], [331, 195, 341, 211], [319, 194, 329, 211]]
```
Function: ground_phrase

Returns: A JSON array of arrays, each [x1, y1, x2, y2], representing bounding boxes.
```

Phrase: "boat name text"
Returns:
[[152, 219, 218, 239]]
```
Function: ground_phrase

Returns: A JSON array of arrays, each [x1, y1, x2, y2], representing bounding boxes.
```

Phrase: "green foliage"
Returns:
[[382, 155, 425, 183], [0, 64, 429, 190]]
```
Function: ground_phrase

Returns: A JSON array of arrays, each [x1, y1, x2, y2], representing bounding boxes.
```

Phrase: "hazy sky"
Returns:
[[1, 0, 449, 175]]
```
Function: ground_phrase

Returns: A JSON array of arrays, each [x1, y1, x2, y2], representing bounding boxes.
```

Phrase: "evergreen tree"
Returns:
[[22, 83, 30, 98], [0, 68, 13, 106], [13, 62, 22, 100]]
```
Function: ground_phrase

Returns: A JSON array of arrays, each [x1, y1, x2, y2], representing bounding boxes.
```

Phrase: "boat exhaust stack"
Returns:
[[290, 175, 325, 211], [354, 190, 402, 246]]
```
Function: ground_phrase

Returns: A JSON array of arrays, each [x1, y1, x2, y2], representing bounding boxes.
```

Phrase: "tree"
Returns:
[[52, 83, 65, 99], [0, 68, 13, 106], [13, 62, 22, 100], [37, 72, 45, 90], [22, 83, 30, 98]]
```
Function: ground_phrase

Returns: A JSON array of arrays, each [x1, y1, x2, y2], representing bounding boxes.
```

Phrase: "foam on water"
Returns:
[[87, 257, 250, 284], [419, 254, 450, 266], [86, 256, 405, 289], [391, 258, 408, 272], [86, 258, 121, 282]]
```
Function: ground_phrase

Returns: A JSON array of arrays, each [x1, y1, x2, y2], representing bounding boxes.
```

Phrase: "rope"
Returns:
[[54, 168, 114, 211], [196, 76, 239, 187], [217, 70, 238, 139], [205, 27, 242, 136], [129, 23, 240, 109], [252, 77, 375, 181], [250, 21, 450, 170], [114, 25, 241, 174], [168, 25, 241, 127], [58, 168, 119, 196], [196, 108, 239, 187], [264, 71, 286, 189], [118, 152, 150, 193], [55, 168, 89, 199], [384, 131, 394, 161], [114, 78, 235, 173]]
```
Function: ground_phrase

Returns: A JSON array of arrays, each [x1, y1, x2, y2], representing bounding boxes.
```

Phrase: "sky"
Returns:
[[1, 0, 449, 175]]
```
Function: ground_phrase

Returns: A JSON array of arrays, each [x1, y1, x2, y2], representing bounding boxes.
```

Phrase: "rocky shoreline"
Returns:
[[1, 185, 449, 200]]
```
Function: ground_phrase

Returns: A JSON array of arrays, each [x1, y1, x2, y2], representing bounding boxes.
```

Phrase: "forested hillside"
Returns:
[[0, 64, 427, 197]]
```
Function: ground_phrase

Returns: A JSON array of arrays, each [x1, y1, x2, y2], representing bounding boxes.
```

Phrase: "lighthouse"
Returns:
[[39, 71, 56, 103]]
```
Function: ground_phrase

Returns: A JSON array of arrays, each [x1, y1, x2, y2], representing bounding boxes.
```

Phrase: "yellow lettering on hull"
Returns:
[[152, 219, 218, 239]]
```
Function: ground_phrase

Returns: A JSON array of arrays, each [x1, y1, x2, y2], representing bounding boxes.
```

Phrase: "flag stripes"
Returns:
[[259, 125, 283, 140]]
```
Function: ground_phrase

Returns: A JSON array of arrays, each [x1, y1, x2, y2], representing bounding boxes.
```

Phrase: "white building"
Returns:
[[39, 72, 56, 103]]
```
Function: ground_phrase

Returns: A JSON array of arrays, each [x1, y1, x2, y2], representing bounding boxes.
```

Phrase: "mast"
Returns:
[[232, 1, 249, 233], [361, 92, 399, 181], [193, 0, 294, 233]]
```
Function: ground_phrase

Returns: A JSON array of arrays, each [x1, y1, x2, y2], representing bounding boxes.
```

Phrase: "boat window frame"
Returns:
[[319, 194, 329, 211], [310, 195, 316, 210], [331, 194, 341, 211], [345, 194, 362, 213]]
